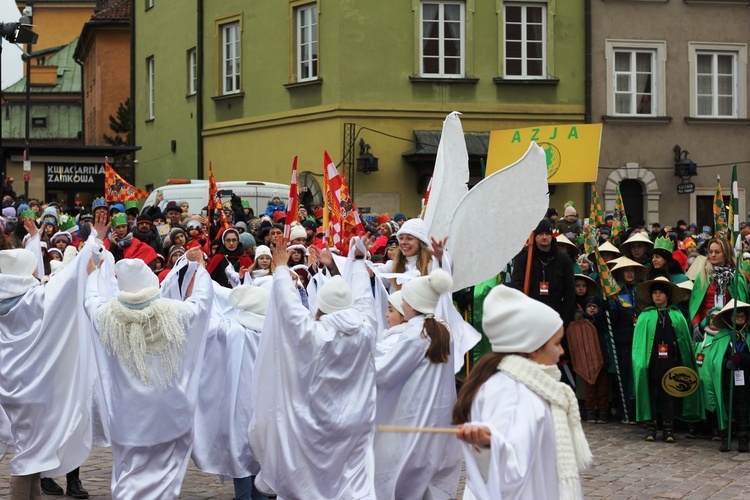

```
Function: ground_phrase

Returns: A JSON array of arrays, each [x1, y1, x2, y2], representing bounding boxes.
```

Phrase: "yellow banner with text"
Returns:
[[486, 124, 602, 183]]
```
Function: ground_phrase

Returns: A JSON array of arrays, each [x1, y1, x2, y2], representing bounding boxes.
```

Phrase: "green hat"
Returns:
[[111, 213, 128, 227], [124, 200, 140, 213], [58, 214, 77, 233], [20, 209, 35, 220], [241, 199, 250, 209], [653, 235, 674, 253]]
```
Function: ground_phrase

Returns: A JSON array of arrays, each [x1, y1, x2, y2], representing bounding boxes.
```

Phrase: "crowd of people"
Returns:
[[1, 187, 745, 498], [512, 205, 750, 450]]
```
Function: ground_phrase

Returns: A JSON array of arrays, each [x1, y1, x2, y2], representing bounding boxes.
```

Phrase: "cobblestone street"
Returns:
[[0, 420, 749, 498]]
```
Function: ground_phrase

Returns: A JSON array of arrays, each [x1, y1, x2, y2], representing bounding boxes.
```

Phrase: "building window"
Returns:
[[295, 4, 318, 82], [605, 40, 667, 117], [689, 43, 747, 119], [613, 49, 656, 115], [187, 48, 197, 96], [146, 56, 154, 120], [420, 1, 464, 77], [146, 0, 153, 10], [221, 22, 241, 95], [503, 3, 545, 78]]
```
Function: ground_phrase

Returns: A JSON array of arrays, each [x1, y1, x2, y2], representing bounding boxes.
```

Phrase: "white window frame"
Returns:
[[145, 0, 153, 10], [221, 22, 241, 95], [188, 48, 197, 96], [296, 4, 318, 82], [419, 1, 465, 78], [503, 2, 547, 79], [146, 56, 154, 120], [688, 42, 747, 119], [605, 40, 667, 117]]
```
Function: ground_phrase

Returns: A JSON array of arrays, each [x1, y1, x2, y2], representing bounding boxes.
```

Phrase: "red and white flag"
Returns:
[[283, 156, 300, 239], [208, 162, 229, 230]]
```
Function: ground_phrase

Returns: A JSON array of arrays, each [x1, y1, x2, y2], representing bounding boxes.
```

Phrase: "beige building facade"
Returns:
[[591, 0, 750, 230]]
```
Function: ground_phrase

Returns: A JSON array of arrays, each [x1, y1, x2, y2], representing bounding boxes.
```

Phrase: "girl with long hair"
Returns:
[[373, 268, 462, 499], [453, 285, 592, 499]]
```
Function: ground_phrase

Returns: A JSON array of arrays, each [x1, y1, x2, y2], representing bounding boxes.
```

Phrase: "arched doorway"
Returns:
[[620, 179, 644, 227], [604, 162, 661, 227]]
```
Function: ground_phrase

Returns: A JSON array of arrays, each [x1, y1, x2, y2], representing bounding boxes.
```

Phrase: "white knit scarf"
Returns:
[[96, 297, 191, 388], [499, 355, 592, 500]]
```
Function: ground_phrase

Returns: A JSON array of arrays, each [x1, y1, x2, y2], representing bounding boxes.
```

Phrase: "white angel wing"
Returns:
[[447, 142, 549, 292], [423, 111, 469, 242]]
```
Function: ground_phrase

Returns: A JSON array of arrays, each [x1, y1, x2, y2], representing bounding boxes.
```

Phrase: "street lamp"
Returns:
[[0, 18, 37, 195]]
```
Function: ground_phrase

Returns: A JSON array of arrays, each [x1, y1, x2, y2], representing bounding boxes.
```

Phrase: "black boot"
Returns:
[[40, 477, 64, 495], [645, 420, 657, 442], [719, 432, 730, 452], [65, 469, 89, 499], [739, 437, 749, 453], [663, 420, 675, 443]]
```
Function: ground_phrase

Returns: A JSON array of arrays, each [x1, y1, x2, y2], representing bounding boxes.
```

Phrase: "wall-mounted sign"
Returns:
[[46, 163, 105, 188], [677, 182, 695, 195]]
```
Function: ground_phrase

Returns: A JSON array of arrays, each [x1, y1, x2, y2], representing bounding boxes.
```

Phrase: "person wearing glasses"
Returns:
[[206, 228, 251, 288]]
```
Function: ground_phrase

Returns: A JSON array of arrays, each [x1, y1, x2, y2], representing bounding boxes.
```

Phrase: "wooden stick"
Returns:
[[377, 425, 459, 435]]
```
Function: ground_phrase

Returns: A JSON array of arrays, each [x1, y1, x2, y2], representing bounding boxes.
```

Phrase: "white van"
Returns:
[[142, 180, 290, 218]]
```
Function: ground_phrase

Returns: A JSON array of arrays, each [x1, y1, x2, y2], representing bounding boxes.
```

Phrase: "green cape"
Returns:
[[632, 306, 704, 422], [695, 330, 731, 429], [689, 271, 747, 324]]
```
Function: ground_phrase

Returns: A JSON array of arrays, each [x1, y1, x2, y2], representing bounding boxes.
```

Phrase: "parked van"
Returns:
[[142, 180, 290, 217]]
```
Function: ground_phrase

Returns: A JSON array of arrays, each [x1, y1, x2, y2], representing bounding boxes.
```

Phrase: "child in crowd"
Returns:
[[453, 285, 592, 498], [632, 277, 702, 443], [716, 301, 750, 452]]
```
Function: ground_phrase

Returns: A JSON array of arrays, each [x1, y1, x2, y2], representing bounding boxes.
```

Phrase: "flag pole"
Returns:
[[523, 232, 534, 296]]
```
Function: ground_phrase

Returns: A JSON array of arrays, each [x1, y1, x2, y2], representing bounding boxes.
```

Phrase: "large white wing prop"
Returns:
[[423, 111, 469, 242], [447, 142, 549, 292]]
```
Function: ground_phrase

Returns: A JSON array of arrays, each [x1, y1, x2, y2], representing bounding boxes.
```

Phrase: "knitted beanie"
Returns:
[[0, 248, 37, 276], [401, 268, 453, 315], [114, 259, 160, 304], [290, 225, 307, 241], [229, 285, 271, 316], [396, 218, 429, 246], [534, 218, 554, 236], [388, 290, 405, 316], [317, 275, 353, 314], [255, 245, 271, 259], [482, 285, 563, 353], [564, 206, 577, 217], [239, 232, 256, 250]]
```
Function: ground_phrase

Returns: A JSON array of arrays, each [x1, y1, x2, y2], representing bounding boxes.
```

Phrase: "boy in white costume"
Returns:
[[0, 219, 96, 500], [454, 285, 592, 500], [83, 242, 212, 500], [190, 282, 270, 500], [374, 268, 462, 499], [249, 239, 378, 499]]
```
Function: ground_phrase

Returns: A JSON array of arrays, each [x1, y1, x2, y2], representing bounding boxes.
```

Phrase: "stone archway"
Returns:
[[603, 162, 661, 226]]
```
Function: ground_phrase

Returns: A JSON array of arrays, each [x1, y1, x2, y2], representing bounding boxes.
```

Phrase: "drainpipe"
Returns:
[[585, 0, 591, 125], [130, 0, 136, 183], [196, 0, 204, 180]]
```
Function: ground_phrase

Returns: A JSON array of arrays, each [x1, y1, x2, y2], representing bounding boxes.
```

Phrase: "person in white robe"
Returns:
[[374, 268, 462, 499], [83, 244, 212, 500], [191, 283, 270, 500], [453, 285, 592, 500], [0, 219, 96, 500], [249, 239, 378, 499]]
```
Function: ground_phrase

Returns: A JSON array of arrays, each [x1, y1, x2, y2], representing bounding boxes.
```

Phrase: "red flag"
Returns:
[[208, 162, 230, 230], [323, 151, 344, 252], [339, 170, 365, 252], [104, 160, 150, 202], [284, 156, 300, 239]]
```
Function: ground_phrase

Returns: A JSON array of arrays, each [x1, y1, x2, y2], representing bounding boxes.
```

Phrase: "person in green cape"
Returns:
[[633, 276, 703, 443], [693, 307, 728, 443], [689, 238, 748, 341], [716, 300, 750, 452]]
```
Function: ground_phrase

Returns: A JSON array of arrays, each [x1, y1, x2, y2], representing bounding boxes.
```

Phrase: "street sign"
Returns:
[[677, 182, 695, 194], [23, 160, 31, 171], [23, 171, 30, 182]]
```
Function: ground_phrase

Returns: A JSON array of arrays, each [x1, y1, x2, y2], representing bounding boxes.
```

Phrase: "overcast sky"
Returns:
[[1, 0, 25, 89]]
